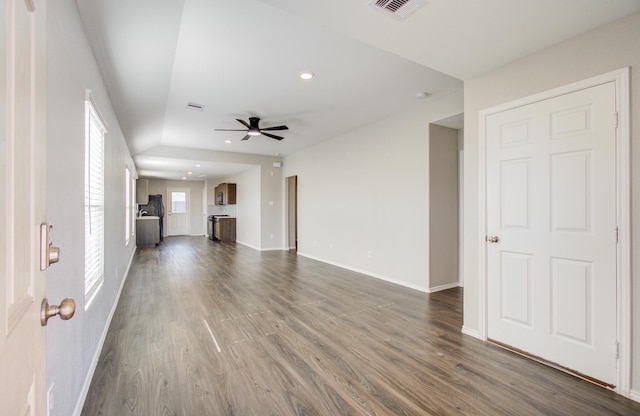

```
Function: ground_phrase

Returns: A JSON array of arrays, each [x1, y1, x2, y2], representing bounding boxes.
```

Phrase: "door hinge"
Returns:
[[615, 226, 619, 244], [613, 341, 619, 359], [613, 112, 619, 128]]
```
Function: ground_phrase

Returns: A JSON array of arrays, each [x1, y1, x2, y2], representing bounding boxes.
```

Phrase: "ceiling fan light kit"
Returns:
[[299, 71, 315, 80], [215, 117, 289, 141]]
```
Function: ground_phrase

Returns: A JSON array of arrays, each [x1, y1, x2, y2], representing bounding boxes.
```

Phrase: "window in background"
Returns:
[[171, 191, 187, 213]]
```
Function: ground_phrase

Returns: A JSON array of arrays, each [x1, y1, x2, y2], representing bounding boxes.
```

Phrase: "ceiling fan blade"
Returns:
[[241, 134, 251, 141], [215, 128, 248, 131], [236, 119, 251, 129], [261, 125, 289, 131], [262, 132, 285, 141]]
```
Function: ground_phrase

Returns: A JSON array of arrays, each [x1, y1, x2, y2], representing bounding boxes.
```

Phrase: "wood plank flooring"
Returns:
[[81, 237, 640, 415]]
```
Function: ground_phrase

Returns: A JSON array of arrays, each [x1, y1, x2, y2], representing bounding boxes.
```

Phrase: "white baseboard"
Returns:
[[235, 240, 260, 251], [73, 248, 136, 416], [461, 325, 482, 339], [296, 251, 429, 293], [629, 389, 640, 403], [235, 240, 288, 252], [427, 282, 461, 293]]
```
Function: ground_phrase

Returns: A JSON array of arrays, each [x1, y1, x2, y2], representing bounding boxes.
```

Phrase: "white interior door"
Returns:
[[1, 1, 48, 414], [167, 188, 190, 236], [486, 82, 618, 385]]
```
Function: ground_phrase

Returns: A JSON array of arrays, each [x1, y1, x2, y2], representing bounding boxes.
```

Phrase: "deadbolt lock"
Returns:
[[40, 223, 60, 270]]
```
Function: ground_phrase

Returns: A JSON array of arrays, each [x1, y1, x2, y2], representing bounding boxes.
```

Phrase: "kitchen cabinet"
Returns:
[[136, 179, 149, 204], [215, 183, 236, 205], [214, 217, 236, 241], [136, 216, 160, 247]]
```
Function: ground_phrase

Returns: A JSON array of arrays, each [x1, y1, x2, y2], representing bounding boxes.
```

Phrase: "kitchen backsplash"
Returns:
[[208, 204, 236, 216]]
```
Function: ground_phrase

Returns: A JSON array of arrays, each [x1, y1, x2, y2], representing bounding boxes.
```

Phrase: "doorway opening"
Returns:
[[286, 176, 298, 252], [429, 114, 464, 291]]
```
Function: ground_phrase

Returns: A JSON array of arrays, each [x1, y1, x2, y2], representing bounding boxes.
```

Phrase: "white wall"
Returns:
[[146, 179, 205, 236], [46, 2, 136, 415], [284, 91, 463, 291], [260, 163, 285, 250], [429, 124, 459, 290], [463, 12, 640, 397], [226, 167, 262, 249]]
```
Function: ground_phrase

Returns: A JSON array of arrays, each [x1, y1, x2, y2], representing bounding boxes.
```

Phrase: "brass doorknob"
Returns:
[[40, 298, 76, 326]]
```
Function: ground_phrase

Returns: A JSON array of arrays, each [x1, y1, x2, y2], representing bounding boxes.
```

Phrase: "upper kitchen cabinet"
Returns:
[[215, 183, 236, 205], [136, 178, 149, 204]]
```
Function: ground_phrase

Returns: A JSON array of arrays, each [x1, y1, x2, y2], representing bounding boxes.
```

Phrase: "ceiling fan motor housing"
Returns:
[[248, 117, 261, 135]]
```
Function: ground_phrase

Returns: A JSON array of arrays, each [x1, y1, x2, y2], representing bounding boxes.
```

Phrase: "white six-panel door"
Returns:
[[486, 82, 618, 385], [1, 0, 48, 414]]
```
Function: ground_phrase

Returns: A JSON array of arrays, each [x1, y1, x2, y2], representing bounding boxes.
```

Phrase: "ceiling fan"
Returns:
[[215, 117, 288, 141]]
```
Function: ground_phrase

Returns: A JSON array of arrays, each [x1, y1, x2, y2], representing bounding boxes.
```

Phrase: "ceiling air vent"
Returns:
[[186, 102, 205, 111], [369, 0, 427, 20]]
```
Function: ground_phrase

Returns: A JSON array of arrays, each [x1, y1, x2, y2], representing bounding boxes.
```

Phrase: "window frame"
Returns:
[[84, 91, 108, 308]]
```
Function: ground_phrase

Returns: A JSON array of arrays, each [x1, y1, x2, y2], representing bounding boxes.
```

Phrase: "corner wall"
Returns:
[[225, 167, 262, 249], [46, 2, 136, 415], [429, 124, 459, 291], [463, 12, 640, 397], [284, 90, 463, 291]]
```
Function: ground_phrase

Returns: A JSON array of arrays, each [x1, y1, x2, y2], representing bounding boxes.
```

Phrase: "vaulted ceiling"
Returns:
[[76, 0, 640, 180]]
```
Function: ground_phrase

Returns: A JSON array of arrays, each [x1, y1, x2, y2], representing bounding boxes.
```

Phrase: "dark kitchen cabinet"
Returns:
[[214, 217, 236, 241], [215, 183, 236, 205], [136, 217, 160, 247]]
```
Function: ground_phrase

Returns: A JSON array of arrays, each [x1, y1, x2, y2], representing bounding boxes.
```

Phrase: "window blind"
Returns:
[[125, 167, 131, 244], [85, 98, 106, 305]]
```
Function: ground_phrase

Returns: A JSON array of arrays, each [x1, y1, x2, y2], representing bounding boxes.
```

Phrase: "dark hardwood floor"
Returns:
[[82, 236, 640, 415]]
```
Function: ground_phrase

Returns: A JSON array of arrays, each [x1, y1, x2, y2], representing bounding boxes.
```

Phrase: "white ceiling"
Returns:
[[75, 0, 640, 180]]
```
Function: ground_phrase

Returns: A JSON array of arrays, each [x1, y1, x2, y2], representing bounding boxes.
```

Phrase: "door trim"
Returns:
[[477, 68, 630, 395]]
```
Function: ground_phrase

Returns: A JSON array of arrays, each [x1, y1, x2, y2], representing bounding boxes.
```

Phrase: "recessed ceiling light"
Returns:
[[188, 171, 192, 175], [181, 176, 186, 180], [299, 71, 315, 80], [195, 164, 201, 167], [225, 140, 232, 144]]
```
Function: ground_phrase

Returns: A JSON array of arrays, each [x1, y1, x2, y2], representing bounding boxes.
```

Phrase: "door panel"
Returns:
[[487, 82, 617, 385], [500, 251, 532, 327], [551, 151, 591, 232], [1, 1, 47, 414]]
